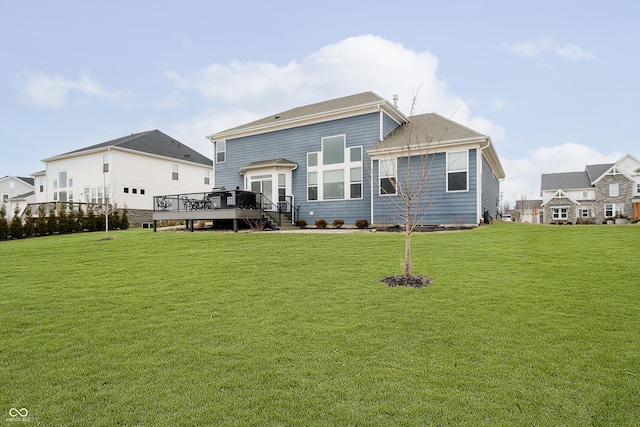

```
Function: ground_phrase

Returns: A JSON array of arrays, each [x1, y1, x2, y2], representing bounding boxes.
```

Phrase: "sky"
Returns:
[[2, 0, 638, 206]]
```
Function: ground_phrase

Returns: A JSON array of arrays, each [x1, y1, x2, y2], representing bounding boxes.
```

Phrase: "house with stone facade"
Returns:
[[540, 154, 640, 224]]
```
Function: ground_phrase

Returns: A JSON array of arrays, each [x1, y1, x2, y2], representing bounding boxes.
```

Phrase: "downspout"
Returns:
[[478, 138, 490, 224], [370, 156, 375, 225]]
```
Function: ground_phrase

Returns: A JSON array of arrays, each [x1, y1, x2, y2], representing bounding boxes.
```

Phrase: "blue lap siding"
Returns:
[[214, 112, 401, 225], [372, 149, 479, 225]]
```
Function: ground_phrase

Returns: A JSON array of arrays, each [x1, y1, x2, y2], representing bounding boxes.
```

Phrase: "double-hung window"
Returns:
[[447, 151, 468, 192], [379, 158, 397, 195], [307, 135, 362, 201], [608, 183, 619, 197], [204, 170, 210, 185], [172, 164, 179, 181], [103, 154, 109, 173], [216, 141, 226, 163]]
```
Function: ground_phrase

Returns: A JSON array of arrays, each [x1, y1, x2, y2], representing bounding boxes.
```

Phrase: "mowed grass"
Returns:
[[1, 224, 639, 426]]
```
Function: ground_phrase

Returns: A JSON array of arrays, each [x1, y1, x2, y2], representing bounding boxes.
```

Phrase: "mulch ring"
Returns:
[[380, 275, 433, 288]]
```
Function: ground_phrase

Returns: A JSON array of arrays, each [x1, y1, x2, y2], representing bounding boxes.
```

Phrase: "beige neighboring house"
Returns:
[[513, 199, 542, 223], [0, 176, 34, 218], [540, 153, 640, 224], [31, 130, 213, 227]]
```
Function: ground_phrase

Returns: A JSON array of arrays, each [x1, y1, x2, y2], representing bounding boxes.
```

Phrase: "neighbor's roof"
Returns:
[[585, 163, 614, 183], [9, 190, 35, 200], [43, 130, 212, 166], [208, 92, 407, 141], [541, 171, 592, 191], [541, 162, 615, 191], [0, 176, 35, 186]]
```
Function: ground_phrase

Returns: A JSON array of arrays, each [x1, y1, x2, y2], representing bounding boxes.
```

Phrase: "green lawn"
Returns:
[[1, 224, 638, 426]]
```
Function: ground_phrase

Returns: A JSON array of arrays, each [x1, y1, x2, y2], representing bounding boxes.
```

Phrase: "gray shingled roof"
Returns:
[[0, 176, 34, 186], [542, 163, 615, 191], [49, 130, 212, 166], [541, 171, 592, 191], [210, 92, 393, 138], [372, 113, 486, 150], [238, 158, 298, 173], [585, 163, 614, 183]]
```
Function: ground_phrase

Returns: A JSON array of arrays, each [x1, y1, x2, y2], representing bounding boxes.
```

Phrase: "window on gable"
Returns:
[[322, 136, 345, 165], [306, 135, 362, 201], [172, 164, 179, 181], [216, 141, 226, 163], [608, 183, 619, 197], [379, 158, 397, 195], [447, 151, 468, 192]]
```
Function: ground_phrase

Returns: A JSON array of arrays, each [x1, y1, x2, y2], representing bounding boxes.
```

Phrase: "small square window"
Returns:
[[140, 189, 145, 195], [124, 187, 129, 193], [132, 188, 137, 194]]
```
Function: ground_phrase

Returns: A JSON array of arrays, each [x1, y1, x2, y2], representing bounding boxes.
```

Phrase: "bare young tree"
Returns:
[[372, 95, 444, 280]]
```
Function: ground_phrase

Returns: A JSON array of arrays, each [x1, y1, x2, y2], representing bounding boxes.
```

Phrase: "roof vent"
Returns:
[[274, 115, 280, 119]]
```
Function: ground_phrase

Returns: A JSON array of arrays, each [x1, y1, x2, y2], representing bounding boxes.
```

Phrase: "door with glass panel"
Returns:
[[250, 175, 273, 210]]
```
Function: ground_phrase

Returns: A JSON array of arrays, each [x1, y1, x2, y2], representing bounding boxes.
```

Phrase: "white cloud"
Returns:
[[15, 72, 122, 108], [500, 142, 623, 204], [504, 37, 595, 60], [166, 34, 502, 139]]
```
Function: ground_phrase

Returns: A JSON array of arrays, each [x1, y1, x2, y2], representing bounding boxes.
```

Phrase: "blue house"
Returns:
[[205, 92, 504, 228]]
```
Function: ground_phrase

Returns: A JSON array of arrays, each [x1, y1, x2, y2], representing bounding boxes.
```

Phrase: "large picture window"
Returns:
[[306, 135, 362, 201], [447, 151, 468, 192]]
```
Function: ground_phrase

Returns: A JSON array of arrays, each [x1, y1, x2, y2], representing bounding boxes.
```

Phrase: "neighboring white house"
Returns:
[[0, 176, 34, 217], [33, 130, 213, 226]]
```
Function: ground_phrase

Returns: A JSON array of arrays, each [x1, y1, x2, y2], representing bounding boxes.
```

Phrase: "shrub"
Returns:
[[295, 219, 307, 229], [120, 207, 130, 230], [35, 204, 47, 236], [332, 219, 344, 229], [23, 206, 34, 237], [0, 206, 9, 240], [355, 219, 369, 229], [315, 219, 327, 229], [9, 206, 24, 239]]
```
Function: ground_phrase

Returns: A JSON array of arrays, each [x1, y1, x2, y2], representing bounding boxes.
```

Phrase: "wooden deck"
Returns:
[[152, 190, 293, 232]]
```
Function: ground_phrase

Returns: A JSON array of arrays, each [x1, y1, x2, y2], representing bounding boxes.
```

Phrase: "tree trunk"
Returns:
[[404, 201, 412, 276]]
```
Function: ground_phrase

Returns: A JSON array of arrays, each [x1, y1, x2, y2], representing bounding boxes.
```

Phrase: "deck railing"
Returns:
[[153, 189, 295, 227]]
